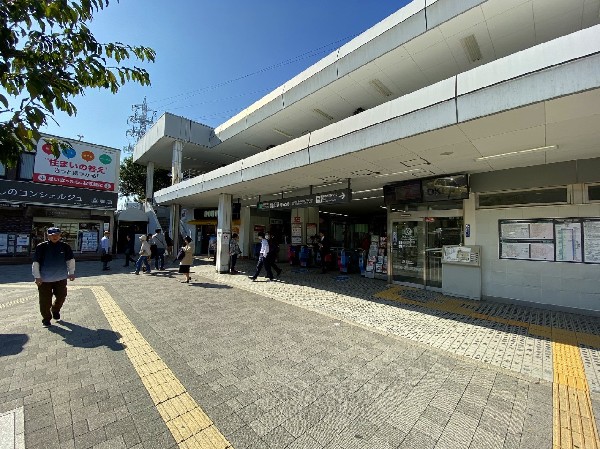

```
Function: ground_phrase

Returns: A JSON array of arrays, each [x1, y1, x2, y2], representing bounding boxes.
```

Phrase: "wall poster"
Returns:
[[498, 218, 599, 264], [554, 221, 582, 262], [583, 219, 600, 263]]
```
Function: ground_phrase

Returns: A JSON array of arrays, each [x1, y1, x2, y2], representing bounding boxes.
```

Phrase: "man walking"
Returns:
[[100, 230, 111, 271], [266, 233, 282, 278], [122, 233, 136, 267], [249, 232, 273, 281], [318, 230, 331, 274], [151, 228, 167, 270], [32, 227, 76, 327]]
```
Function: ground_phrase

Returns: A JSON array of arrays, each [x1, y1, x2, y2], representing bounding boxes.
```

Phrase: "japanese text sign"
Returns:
[[34, 137, 119, 192]]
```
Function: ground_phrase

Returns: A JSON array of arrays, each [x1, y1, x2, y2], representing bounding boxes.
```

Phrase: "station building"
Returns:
[[133, 0, 600, 313]]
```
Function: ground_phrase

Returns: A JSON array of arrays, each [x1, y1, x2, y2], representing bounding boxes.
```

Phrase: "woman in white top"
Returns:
[[178, 236, 194, 283], [134, 235, 152, 275]]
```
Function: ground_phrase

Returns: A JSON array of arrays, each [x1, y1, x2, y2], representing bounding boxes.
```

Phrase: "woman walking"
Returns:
[[134, 235, 151, 275], [178, 236, 194, 283], [229, 233, 242, 274]]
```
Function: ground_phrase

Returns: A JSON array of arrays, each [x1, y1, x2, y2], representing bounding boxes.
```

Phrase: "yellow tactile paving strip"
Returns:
[[90, 286, 233, 449], [375, 286, 600, 449]]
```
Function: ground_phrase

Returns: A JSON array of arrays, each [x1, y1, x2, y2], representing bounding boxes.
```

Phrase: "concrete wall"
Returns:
[[476, 203, 600, 312]]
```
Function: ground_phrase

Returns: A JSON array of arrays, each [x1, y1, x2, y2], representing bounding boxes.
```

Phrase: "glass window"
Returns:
[[588, 185, 600, 202], [18, 152, 35, 180], [478, 187, 569, 208]]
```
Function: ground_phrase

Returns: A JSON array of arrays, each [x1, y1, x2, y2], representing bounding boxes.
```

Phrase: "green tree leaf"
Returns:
[[0, 0, 155, 168]]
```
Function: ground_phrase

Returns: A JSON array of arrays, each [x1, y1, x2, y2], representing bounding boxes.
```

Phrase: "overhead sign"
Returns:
[[34, 136, 119, 192], [0, 179, 117, 209], [258, 189, 352, 210]]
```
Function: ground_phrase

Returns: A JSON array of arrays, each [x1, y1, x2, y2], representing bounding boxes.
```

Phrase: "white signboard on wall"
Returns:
[[34, 136, 119, 192]]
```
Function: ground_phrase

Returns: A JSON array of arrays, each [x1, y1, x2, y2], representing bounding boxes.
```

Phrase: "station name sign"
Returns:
[[258, 189, 352, 210]]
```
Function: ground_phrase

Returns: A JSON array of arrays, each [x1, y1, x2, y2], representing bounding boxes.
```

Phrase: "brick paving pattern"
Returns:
[[0, 257, 598, 448]]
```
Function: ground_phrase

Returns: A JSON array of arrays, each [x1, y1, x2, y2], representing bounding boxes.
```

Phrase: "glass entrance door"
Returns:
[[391, 217, 463, 288], [391, 221, 425, 285], [424, 217, 463, 288]]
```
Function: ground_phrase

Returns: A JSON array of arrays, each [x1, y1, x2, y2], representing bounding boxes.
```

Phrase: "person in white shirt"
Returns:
[[100, 231, 111, 271], [249, 232, 273, 281]]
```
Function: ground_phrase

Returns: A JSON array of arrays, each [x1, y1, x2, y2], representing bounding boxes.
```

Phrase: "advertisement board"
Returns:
[[34, 137, 119, 192]]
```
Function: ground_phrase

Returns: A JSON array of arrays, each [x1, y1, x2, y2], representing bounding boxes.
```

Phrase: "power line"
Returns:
[[148, 34, 357, 109]]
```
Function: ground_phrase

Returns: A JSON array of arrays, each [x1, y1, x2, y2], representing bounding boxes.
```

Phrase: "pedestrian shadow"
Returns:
[[47, 321, 124, 351], [188, 282, 233, 289], [0, 334, 29, 357]]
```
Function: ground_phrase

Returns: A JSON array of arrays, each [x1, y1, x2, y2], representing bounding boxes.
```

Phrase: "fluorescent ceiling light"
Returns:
[[244, 142, 263, 150], [475, 145, 558, 161], [273, 128, 293, 139], [369, 79, 393, 97], [352, 195, 384, 201], [354, 188, 383, 194], [461, 34, 482, 62], [313, 108, 334, 121], [374, 168, 422, 178]]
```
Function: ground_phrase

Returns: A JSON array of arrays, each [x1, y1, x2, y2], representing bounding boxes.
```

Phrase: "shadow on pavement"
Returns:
[[48, 321, 124, 351], [188, 282, 233, 289], [0, 334, 29, 356]]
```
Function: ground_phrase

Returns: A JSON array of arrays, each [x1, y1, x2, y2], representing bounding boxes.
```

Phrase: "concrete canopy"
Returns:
[[134, 0, 600, 213]]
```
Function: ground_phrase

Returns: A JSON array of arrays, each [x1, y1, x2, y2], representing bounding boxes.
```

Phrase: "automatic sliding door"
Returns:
[[391, 221, 425, 285]]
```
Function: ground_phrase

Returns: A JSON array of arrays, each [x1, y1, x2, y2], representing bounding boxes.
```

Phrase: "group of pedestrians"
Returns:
[[127, 228, 173, 275]]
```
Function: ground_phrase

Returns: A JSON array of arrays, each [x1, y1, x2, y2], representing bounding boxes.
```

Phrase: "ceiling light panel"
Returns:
[[460, 34, 482, 62], [369, 78, 393, 97], [313, 108, 334, 121]]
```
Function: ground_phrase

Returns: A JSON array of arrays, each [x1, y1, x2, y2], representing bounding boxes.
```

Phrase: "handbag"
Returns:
[[101, 253, 113, 262], [176, 247, 186, 261]]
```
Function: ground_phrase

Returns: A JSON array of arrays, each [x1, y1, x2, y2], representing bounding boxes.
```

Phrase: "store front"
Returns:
[[390, 212, 463, 289], [385, 176, 468, 290]]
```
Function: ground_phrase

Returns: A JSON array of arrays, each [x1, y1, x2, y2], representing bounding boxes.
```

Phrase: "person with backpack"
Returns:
[[266, 233, 282, 278], [32, 227, 76, 327], [164, 232, 174, 259], [151, 228, 167, 270], [134, 234, 152, 275]]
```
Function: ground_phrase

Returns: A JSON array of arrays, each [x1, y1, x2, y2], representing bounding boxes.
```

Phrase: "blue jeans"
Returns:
[[155, 248, 165, 269], [136, 256, 151, 273]]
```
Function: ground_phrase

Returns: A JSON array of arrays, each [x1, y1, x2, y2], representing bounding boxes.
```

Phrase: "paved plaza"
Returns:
[[1, 256, 599, 448]]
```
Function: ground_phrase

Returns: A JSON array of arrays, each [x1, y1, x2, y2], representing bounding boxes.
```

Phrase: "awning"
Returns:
[[116, 208, 149, 222]]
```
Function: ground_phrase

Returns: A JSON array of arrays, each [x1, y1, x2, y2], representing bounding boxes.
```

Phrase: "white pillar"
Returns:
[[145, 161, 154, 200], [216, 193, 232, 273], [170, 204, 181, 248], [172, 141, 183, 185]]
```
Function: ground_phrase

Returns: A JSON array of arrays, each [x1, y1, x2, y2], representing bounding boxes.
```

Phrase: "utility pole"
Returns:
[[123, 97, 157, 153]]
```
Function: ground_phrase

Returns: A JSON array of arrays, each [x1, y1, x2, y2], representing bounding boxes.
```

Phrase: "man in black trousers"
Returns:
[[318, 230, 330, 274]]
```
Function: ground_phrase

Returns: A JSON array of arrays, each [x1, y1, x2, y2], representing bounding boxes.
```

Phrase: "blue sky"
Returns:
[[40, 1, 410, 152]]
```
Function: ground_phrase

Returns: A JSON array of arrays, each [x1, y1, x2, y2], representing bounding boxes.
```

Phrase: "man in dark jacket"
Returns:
[[122, 233, 136, 267], [266, 234, 282, 278], [318, 230, 330, 273], [32, 227, 76, 326]]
